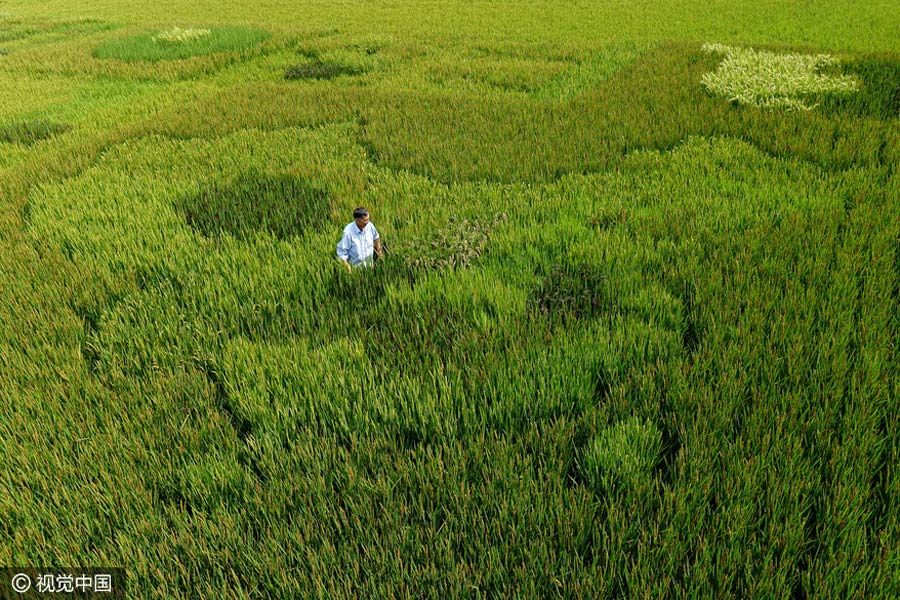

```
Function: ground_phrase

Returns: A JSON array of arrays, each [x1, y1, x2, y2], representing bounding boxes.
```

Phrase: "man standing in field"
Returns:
[[337, 207, 383, 272]]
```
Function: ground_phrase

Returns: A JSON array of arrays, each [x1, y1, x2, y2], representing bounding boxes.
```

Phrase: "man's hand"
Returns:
[[342, 259, 352, 273]]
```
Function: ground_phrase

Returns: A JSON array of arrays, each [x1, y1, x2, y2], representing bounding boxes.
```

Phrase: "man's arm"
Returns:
[[337, 232, 353, 272], [373, 225, 382, 257]]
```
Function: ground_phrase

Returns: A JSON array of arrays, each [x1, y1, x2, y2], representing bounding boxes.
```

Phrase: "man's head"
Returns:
[[353, 207, 369, 230]]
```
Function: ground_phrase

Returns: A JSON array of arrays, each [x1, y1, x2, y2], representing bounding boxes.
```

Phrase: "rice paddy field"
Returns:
[[1, 0, 899, 597]]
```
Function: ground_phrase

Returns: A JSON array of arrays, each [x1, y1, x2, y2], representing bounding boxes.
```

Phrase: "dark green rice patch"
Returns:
[[678, 281, 702, 357], [175, 173, 333, 241], [819, 55, 900, 120], [285, 59, 365, 81], [587, 208, 628, 231], [325, 259, 412, 308], [0, 120, 72, 145], [528, 260, 611, 324], [0, 25, 30, 44], [355, 44, 724, 184]]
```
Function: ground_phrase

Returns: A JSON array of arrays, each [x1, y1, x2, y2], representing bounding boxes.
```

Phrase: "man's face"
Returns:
[[355, 214, 369, 230]]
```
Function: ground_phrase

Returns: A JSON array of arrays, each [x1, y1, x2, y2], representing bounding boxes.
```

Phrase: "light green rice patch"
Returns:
[[581, 416, 662, 496], [0, 140, 28, 168], [219, 336, 371, 440], [701, 43, 858, 110], [534, 41, 649, 101], [94, 25, 269, 62]]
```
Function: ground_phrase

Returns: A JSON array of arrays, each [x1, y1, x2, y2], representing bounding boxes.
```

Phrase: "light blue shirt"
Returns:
[[336, 221, 380, 267]]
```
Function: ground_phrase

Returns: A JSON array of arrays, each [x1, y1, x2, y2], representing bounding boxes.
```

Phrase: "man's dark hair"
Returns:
[[353, 207, 369, 219]]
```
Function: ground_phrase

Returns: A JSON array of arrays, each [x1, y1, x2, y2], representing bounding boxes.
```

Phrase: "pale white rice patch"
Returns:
[[701, 43, 858, 110], [152, 26, 212, 44]]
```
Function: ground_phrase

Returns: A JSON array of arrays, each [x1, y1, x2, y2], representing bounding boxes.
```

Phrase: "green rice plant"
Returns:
[[587, 207, 628, 231], [3, 2, 900, 597], [400, 212, 507, 271], [93, 25, 269, 62], [0, 120, 71, 145], [151, 450, 254, 512], [701, 43, 859, 110], [323, 258, 414, 314], [285, 41, 384, 83], [0, 19, 32, 44], [581, 416, 662, 496], [129, 84, 362, 138], [534, 41, 648, 101], [218, 336, 372, 443], [0, 15, 111, 51], [819, 55, 900, 119], [357, 43, 900, 183], [366, 288, 469, 371], [346, 35, 392, 56], [528, 260, 610, 324], [284, 59, 363, 81], [174, 173, 333, 242], [354, 44, 718, 183], [424, 54, 568, 94]]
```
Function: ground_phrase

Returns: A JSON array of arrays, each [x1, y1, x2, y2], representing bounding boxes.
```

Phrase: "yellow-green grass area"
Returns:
[[4, 0, 900, 54], [2, 0, 900, 597], [0, 73, 75, 121], [0, 14, 111, 54]]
